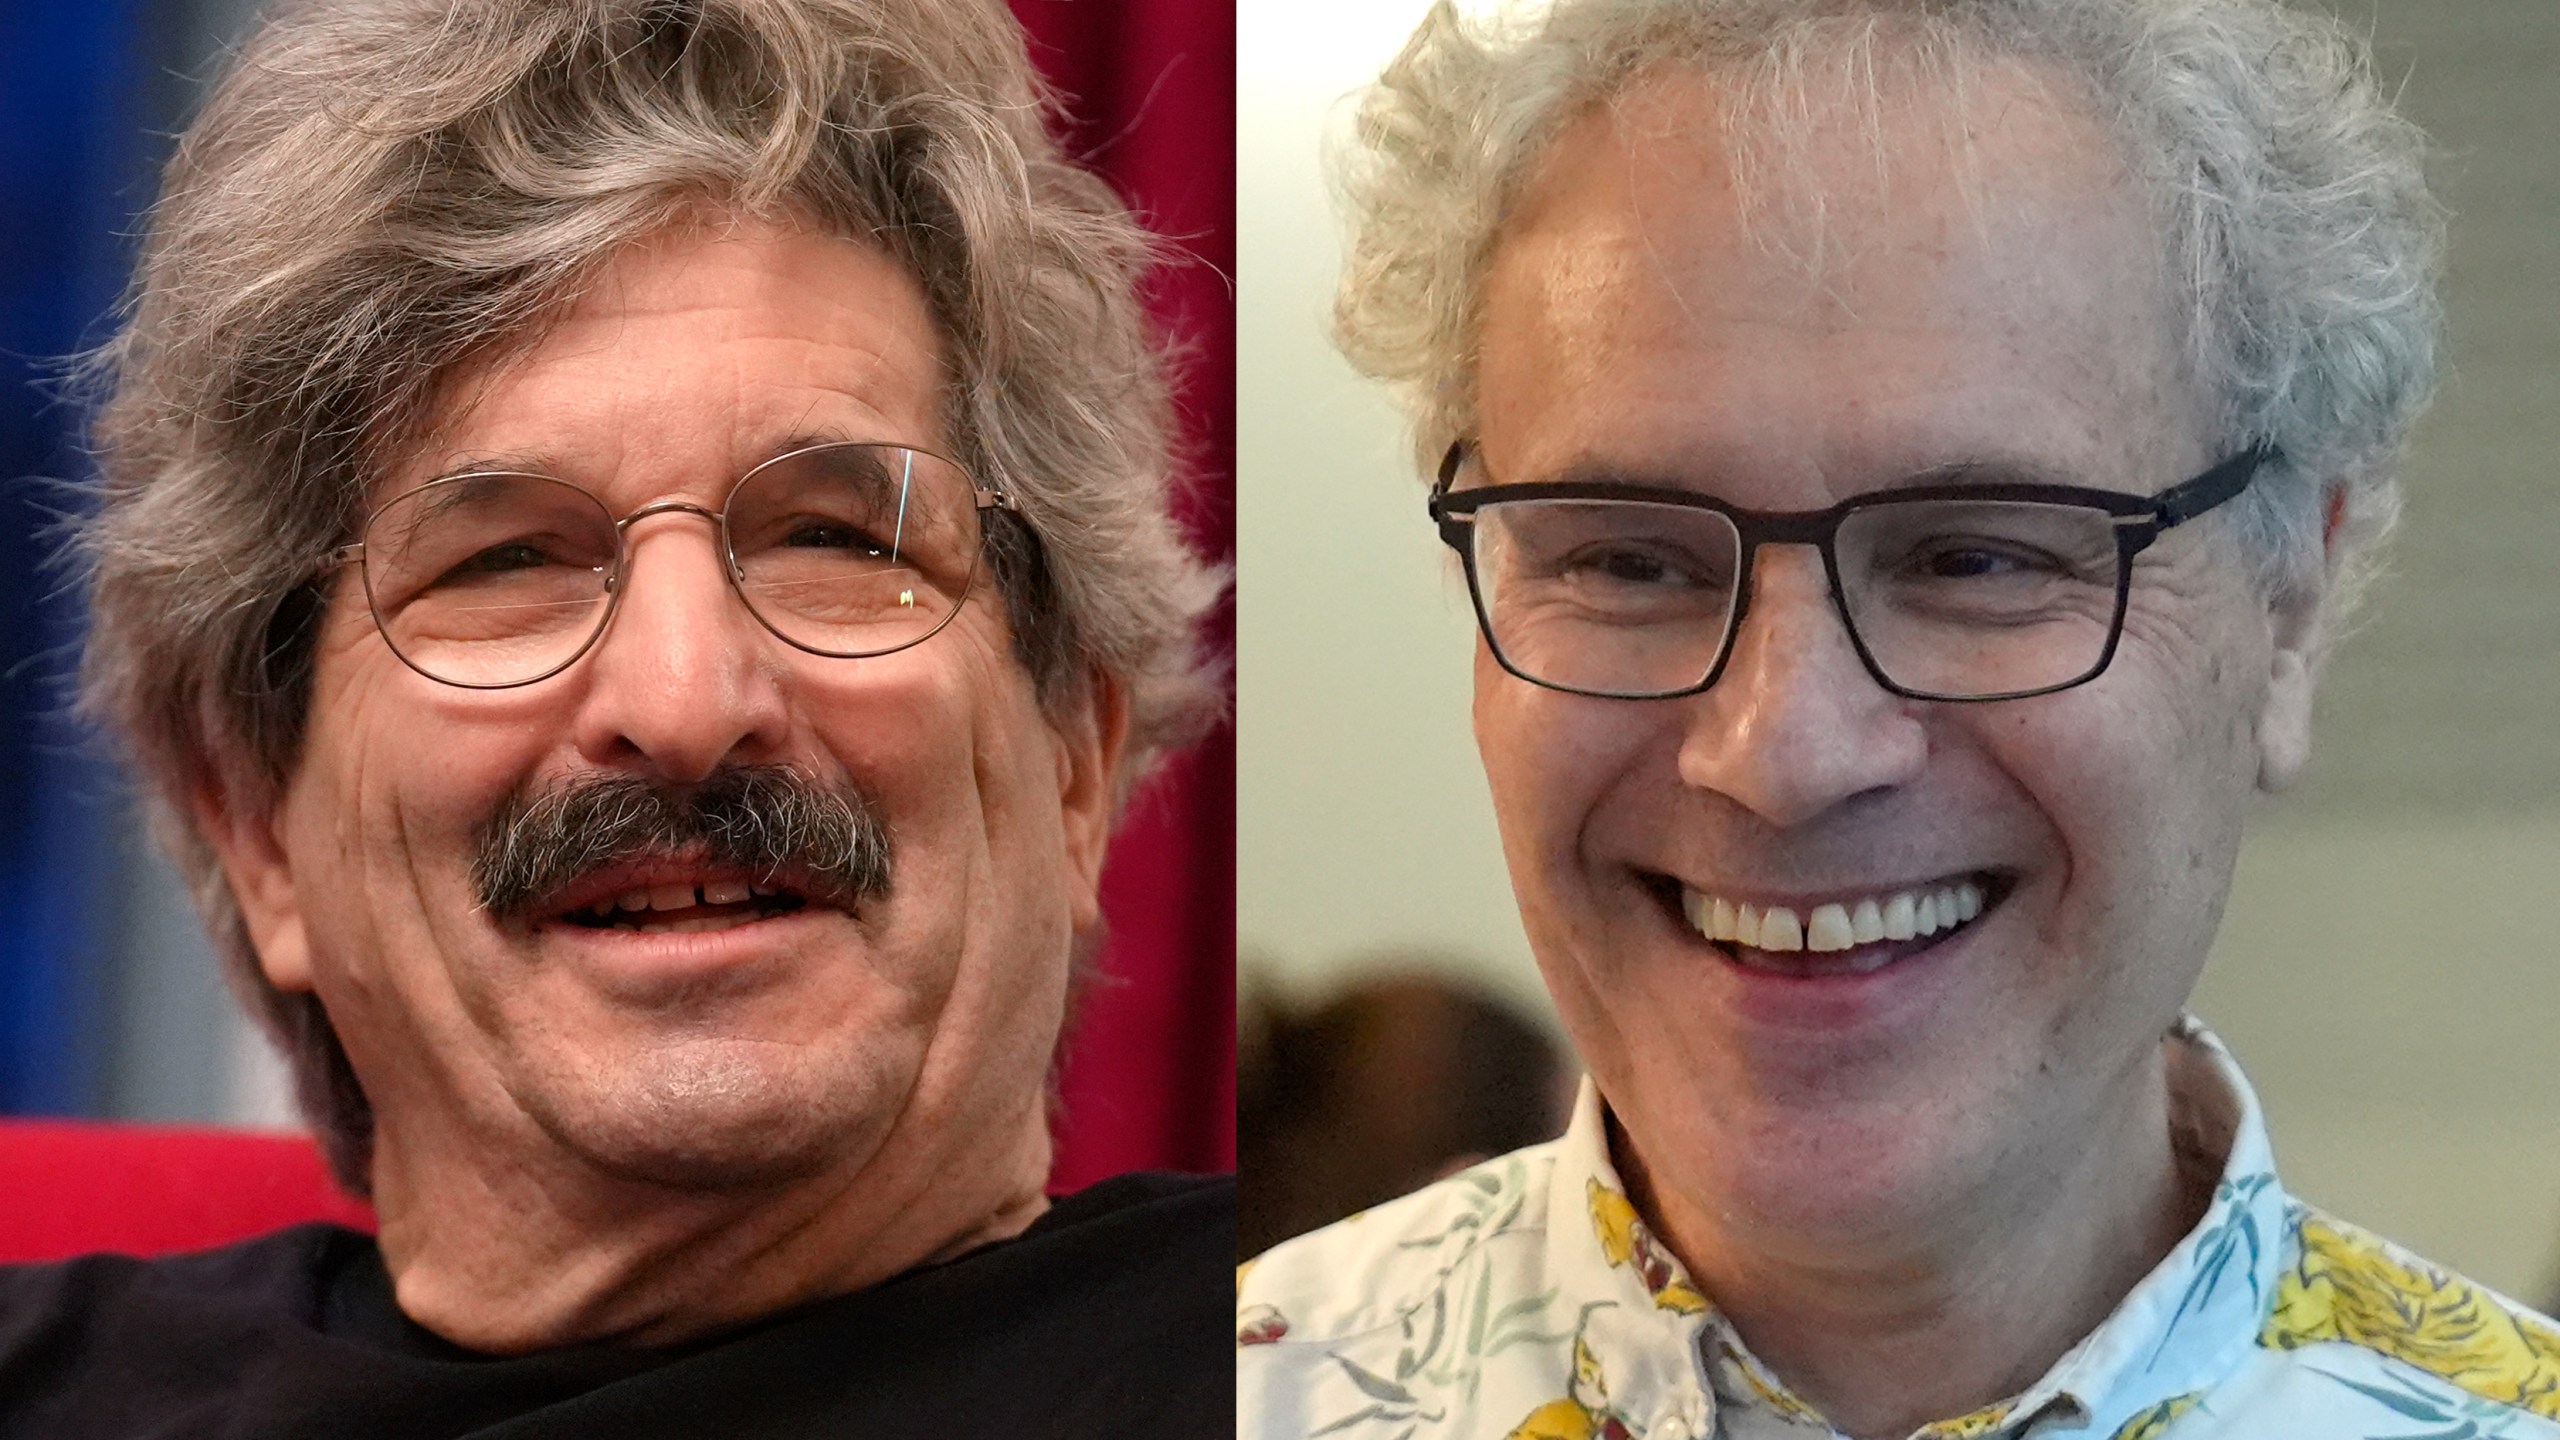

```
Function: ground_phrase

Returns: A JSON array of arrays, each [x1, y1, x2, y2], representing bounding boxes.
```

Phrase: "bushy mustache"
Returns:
[[470, 765, 893, 920]]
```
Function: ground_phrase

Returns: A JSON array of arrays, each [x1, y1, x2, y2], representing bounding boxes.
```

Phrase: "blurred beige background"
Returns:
[[1239, 0, 2560, 1294]]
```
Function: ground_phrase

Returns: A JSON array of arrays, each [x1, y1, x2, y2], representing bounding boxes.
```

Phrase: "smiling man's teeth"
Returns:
[[609, 883, 751, 915], [577, 880, 797, 926], [1681, 880, 1986, 954]]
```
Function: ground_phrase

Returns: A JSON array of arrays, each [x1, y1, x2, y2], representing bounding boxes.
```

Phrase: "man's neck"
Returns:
[[364, 1102, 1054, 1354], [1621, 1040, 2224, 1440]]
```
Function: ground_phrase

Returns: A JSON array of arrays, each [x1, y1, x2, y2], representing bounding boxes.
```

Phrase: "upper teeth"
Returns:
[[602, 881, 776, 915], [1682, 880, 1985, 953]]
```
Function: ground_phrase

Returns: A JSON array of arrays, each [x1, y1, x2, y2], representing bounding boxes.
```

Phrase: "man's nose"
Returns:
[[566, 511, 792, 782], [1674, 548, 1927, 828]]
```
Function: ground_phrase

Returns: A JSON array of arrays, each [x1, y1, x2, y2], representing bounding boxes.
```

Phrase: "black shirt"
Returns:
[[0, 1171, 1231, 1439]]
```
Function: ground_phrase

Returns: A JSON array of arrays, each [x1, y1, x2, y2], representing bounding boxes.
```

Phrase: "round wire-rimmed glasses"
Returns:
[[329, 440, 1015, 689], [1428, 442, 2276, 703]]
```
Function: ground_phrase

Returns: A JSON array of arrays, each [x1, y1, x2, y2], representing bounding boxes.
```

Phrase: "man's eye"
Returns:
[[450, 542, 556, 576], [1562, 544, 1713, 588], [784, 521, 891, 557], [1908, 541, 2067, 580]]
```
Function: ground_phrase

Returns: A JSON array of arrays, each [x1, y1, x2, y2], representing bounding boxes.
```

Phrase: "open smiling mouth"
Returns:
[[555, 880, 814, 935], [1649, 872, 2012, 978]]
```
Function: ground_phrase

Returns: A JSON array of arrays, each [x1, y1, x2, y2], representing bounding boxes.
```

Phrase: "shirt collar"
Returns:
[[1539, 1017, 2288, 1437]]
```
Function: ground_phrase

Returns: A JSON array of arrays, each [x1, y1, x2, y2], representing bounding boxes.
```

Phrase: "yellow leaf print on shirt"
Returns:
[[1914, 1401, 2013, 1438], [1505, 1399, 1604, 1440], [2106, 1392, 2202, 1440], [1587, 1180, 1710, 1314], [2260, 1209, 2560, 1420], [1504, 1339, 1637, 1440]]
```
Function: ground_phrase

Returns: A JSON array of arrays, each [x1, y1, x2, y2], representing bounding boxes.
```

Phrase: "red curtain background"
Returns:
[[1011, 0, 1237, 1188]]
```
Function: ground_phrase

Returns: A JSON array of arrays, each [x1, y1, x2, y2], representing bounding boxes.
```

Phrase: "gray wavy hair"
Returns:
[[75, 0, 1223, 1191], [1336, 0, 2444, 613]]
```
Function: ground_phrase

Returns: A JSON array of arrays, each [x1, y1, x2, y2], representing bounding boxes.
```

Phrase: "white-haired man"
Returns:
[[1238, 2, 2560, 1437]]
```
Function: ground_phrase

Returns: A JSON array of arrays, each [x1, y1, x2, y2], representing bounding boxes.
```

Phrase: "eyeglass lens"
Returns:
[[358, 443, 982, 688], [1465, 496, 2126, 700]]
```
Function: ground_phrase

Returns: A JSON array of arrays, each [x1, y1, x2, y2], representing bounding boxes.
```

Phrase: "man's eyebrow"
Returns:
[[410, 431, 896, 489], [1533, 455, 1699, 488], [1885, 457, 2085, 490], [417, 450, 561, 484], [767, 428, 880, 454], [1537, 454, 2085, 492]]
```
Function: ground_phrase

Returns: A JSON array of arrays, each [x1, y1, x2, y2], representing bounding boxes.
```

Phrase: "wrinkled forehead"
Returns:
[[369, 216, 961, 503]]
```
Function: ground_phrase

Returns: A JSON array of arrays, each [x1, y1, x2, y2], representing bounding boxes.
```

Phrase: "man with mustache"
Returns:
[[0, 1, 1226, 1436]]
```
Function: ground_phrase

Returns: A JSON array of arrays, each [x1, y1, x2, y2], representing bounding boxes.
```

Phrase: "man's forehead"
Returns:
[[382, 220, 955, 494], [1502, 55, 2163, 336], [1476, 55, 2205, 496]]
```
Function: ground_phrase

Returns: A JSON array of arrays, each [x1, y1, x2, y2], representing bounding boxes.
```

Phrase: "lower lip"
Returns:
[[1681, 906, 1981, 1032], [530, 906, 848, 998]]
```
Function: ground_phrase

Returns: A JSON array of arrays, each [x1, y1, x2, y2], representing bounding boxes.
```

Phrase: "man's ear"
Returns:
[[189, 779, 316, 993], [2256, 485, 2343, 793], [1051, 672, 1132, 932]]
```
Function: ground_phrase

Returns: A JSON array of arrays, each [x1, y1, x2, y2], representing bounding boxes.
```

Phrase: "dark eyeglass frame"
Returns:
[[1427, 441, 2278, 703], [325, 439, 1017, 690]]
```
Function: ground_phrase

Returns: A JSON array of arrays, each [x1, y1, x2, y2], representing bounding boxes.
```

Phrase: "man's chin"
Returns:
[[520, 1041, 908, 1193]]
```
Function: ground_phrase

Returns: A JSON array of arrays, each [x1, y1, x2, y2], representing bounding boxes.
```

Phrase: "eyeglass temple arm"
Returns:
[[1426, 442, 1473, 549], [2149, 445, 2280, 528]]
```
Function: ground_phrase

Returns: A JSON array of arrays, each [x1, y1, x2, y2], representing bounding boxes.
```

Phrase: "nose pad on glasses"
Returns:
[[586, 510, 774, 664], [1722, 552, 1864, 683]]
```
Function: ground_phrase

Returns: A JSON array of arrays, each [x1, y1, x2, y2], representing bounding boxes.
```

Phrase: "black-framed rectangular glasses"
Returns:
[[336, 440, 1013, 689], [1428, 443, 2274, 703]]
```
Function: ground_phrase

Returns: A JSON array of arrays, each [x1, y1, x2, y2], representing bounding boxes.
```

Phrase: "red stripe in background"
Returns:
[[0, 1120, 376, 1263], [1010, 0, 1238, 1188]]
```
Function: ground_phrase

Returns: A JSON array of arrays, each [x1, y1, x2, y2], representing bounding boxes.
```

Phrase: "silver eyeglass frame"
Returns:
[[322, 439, 1017, 690]]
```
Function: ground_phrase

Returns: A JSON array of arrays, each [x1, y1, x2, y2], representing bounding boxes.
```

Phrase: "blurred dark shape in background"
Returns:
[[1238, 964, 1569, 1258]]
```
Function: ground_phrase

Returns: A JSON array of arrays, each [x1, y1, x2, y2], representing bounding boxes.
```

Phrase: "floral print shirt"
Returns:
[[1238, 1021, 2560, 1440]]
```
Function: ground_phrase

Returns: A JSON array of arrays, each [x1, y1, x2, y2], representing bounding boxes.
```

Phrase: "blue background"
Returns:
[[0, 0, 265, 1120]]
